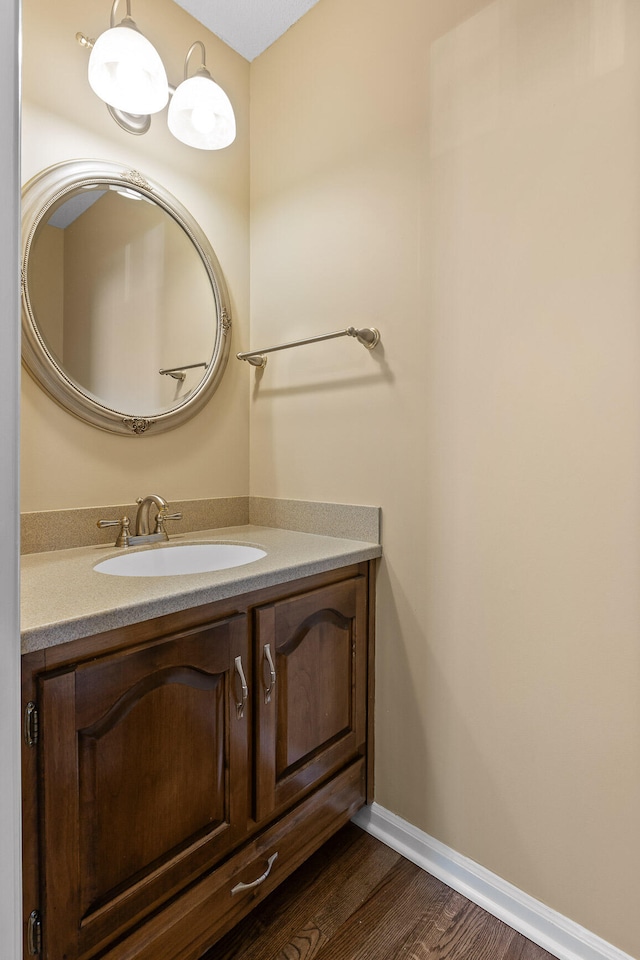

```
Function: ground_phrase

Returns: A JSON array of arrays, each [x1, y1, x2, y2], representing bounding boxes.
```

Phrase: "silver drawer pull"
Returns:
[[263, 643, 276, 704], [234, 655, 248, 720], [231, 852, 278, 896]]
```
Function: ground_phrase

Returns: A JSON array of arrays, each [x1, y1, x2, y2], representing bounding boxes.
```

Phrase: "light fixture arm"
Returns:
[[110, 0, 133, 28], [184, 40, 210, 79], [76, 0, 143, 51]]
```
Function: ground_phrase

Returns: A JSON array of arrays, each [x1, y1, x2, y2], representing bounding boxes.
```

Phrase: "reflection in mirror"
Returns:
[[29, 187, 215, 412], [21, 160, 232, 435]]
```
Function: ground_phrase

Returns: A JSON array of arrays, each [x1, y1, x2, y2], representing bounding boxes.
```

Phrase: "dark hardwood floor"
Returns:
[[203, 823, 557, 960]]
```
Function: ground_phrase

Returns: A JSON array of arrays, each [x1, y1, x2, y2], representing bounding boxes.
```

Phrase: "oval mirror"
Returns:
[[21, 159, 232, 435]]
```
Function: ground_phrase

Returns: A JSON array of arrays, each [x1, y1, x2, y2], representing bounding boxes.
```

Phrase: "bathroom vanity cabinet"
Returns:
[[21, 561, 375, 960]]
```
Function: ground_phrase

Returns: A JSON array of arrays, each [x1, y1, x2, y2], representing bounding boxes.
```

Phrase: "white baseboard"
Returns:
[[352, 803, 636, 960]]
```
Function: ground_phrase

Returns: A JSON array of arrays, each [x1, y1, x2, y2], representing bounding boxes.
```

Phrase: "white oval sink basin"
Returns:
[[94, 543, 266, 577]]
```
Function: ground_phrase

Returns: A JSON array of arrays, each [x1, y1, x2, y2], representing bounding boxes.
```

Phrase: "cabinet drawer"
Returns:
[[100, 759, 366, 960]]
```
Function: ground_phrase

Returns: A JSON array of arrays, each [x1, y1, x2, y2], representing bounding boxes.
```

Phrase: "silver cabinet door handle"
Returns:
[[234, 655, 248, 719], [263, 643, 276, 704], [231, 852, 278, 895]]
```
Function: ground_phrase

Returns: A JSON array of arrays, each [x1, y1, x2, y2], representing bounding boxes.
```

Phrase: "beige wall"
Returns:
[[21, 0, 251, 510], [250, 0, 640, 955]]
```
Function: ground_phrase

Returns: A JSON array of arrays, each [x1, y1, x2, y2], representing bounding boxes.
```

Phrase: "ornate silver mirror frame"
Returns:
[[21, 159, 232, 436]]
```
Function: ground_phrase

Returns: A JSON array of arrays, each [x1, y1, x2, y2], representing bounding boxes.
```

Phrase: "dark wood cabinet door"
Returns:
[[38, 615, 249, 960], [254, 576, 368, 821]]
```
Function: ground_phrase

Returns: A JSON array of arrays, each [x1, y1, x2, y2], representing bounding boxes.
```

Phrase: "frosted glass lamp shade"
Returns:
[[88, 24, 168, 114], [168, 76, 236, 150]]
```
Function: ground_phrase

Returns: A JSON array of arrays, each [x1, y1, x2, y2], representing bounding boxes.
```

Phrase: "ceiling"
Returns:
[[172, 0, 322, 62]]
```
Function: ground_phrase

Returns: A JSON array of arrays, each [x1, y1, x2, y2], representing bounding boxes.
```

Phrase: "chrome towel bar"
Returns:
[[236, 326, 380, 368]]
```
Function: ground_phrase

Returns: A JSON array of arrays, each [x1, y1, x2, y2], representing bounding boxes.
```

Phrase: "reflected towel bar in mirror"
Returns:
[[236, 326, 380, 368], [159, 361, 209, 382]]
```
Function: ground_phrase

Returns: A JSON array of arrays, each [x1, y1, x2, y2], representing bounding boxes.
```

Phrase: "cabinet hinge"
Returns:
[[24, 701, 39, 747], [27, 909, 42, 955]]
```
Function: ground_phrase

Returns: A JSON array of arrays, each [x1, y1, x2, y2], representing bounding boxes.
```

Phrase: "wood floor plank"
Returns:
[[393, 891, 473, 960], [426, 898, 517, 959], [306, 835, 402, 937], [268, 834, 404, 960], [503, 932, 558, 960], [201, 823, 562, 960], [308, 858, 452, 960]]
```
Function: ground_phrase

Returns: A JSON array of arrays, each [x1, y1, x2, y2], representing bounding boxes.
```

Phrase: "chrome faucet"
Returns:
[[97, 495, 183, 547], [135, 494, 168, 536], [134, 494, 182, 539]]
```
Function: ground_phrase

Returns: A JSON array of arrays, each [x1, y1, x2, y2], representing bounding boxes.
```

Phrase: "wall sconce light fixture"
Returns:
[[77, 0, 236, 150]]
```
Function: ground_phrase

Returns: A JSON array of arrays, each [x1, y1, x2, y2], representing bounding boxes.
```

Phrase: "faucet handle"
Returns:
[[154, 511, 182, 538], [97, 516, 131, 547]]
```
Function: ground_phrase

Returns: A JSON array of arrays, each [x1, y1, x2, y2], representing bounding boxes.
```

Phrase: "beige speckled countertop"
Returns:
[[21, 524, 382, 654]]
